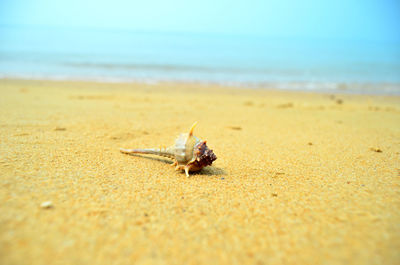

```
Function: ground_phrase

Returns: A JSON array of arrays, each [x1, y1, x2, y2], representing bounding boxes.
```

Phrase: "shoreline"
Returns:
[[1, 78, 399, 264], [1, 76, 400, 96]]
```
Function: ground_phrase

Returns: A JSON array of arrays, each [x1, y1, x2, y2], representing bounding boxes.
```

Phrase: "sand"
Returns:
[[1, 79, 399, 265]]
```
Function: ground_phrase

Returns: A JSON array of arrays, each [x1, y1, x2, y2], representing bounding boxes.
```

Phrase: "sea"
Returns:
[[1, 26, 399, 94]]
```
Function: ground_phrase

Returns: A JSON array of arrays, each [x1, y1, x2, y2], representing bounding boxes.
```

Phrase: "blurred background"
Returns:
[[0, 0, 399, 93]]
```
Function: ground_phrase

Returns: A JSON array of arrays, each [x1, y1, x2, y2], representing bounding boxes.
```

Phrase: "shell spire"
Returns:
[[120, 122, 217, 177], [189, 121, 197, 136]]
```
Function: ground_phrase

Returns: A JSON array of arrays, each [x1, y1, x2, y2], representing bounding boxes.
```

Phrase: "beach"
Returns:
[[1, 78, 399, 264]]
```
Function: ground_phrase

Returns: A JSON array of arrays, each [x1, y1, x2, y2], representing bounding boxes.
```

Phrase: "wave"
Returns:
[[1, 72, 399, 95]]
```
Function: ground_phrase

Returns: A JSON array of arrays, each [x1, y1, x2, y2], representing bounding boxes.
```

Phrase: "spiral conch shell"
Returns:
[[120, 122, 217, 177]]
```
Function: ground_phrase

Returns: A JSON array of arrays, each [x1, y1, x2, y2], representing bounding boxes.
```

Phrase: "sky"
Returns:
[[1, 0, 399, 42]]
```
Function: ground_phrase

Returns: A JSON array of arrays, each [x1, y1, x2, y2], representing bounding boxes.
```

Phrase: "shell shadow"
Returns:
[[121, 152, 225, 176], [191, 166, 226, 176]]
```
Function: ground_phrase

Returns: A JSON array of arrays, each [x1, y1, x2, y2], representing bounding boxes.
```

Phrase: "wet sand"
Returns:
[[1, 79, 399, 265]]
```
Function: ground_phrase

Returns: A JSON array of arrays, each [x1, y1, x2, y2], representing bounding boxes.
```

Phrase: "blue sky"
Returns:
[[1, 0, 399, 42]]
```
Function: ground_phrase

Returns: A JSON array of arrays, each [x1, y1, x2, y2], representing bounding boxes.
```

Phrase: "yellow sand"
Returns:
[[1, 79, 399, 265]]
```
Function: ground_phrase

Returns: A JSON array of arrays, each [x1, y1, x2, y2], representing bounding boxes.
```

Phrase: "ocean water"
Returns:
[[1, 26, 399, 94]]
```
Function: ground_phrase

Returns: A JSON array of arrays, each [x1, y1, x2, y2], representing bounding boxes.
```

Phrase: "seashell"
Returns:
[[120, 122, 217, 177]]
